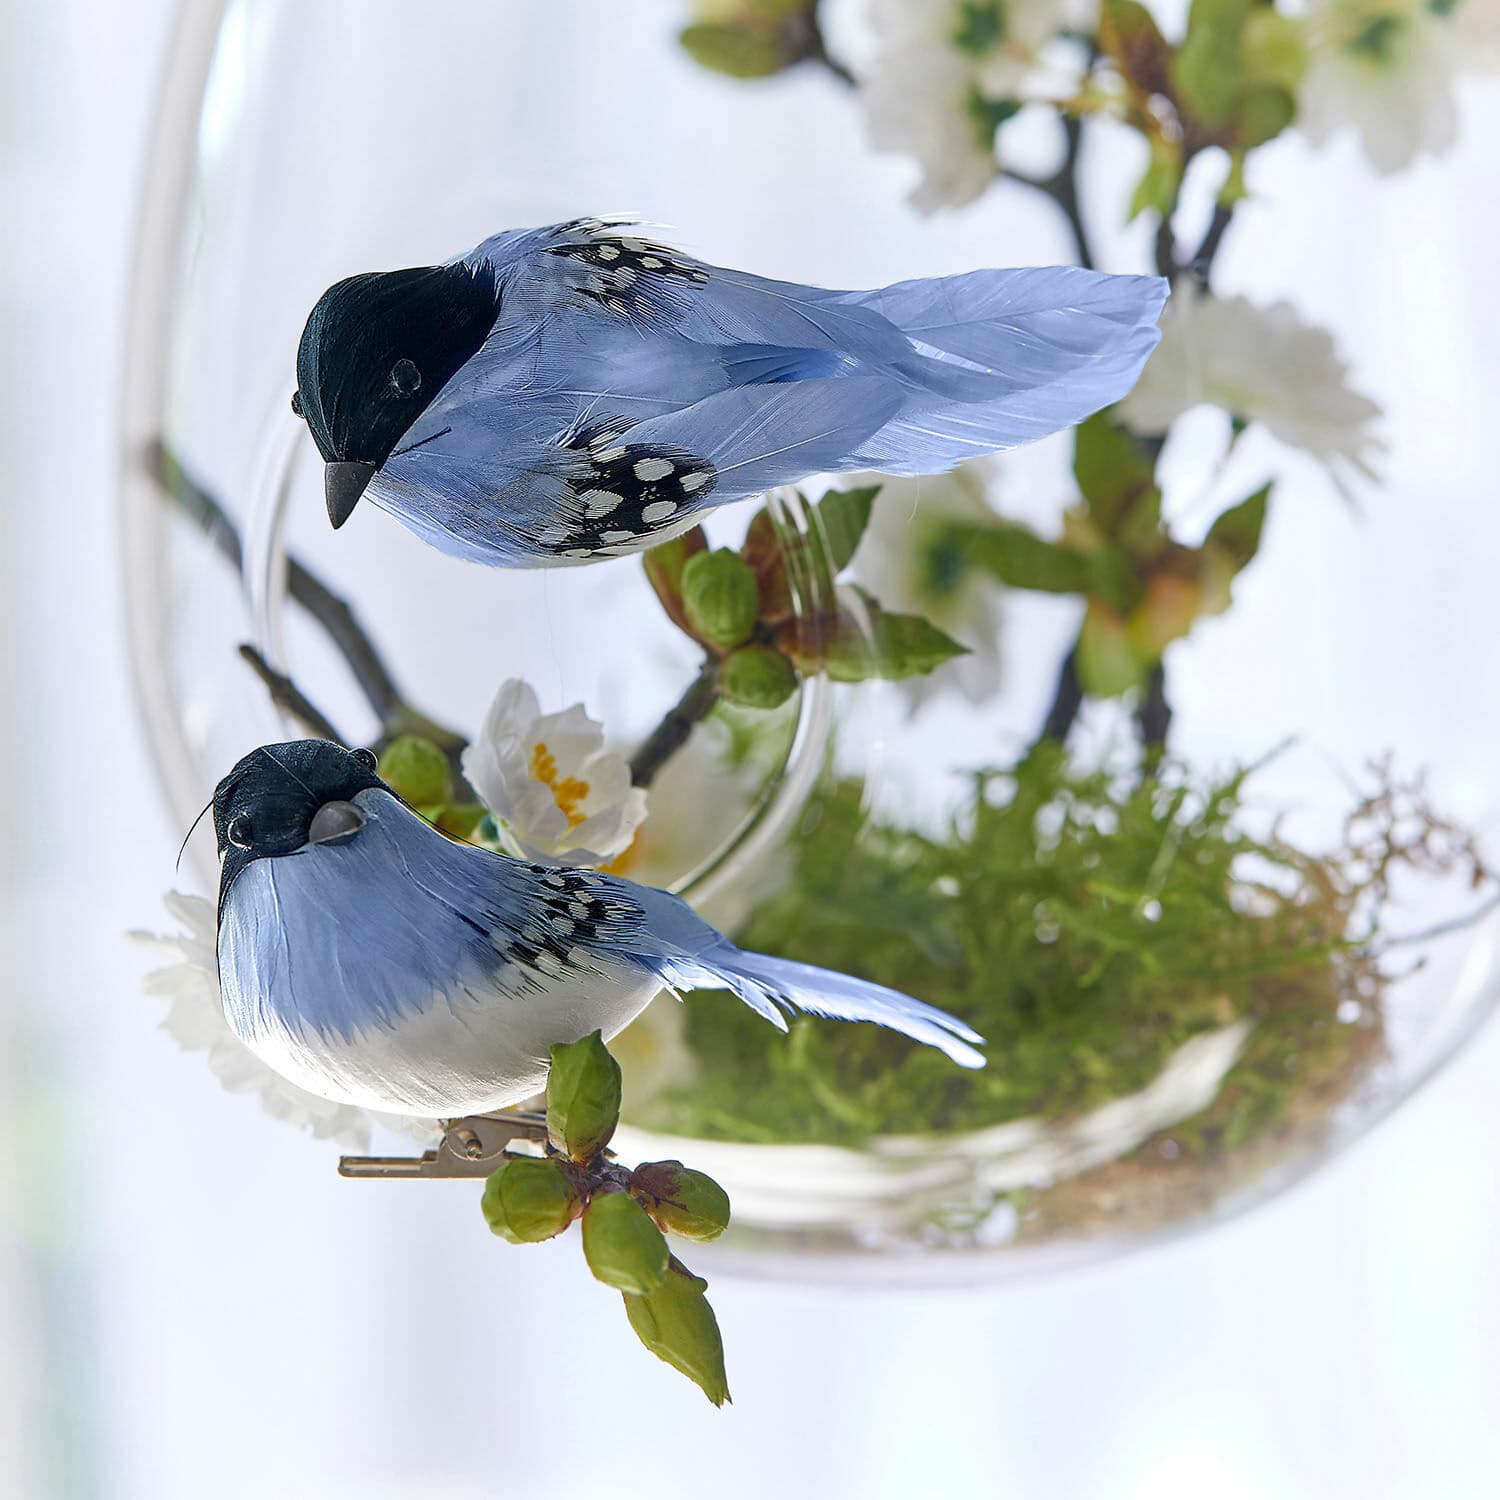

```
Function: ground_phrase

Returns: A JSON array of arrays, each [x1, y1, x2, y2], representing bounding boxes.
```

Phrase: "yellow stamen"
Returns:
[[529, 741, 591, 828]]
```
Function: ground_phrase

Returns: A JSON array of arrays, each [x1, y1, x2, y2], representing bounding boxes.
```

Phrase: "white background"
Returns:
[[4, 2, 1500, 1497]]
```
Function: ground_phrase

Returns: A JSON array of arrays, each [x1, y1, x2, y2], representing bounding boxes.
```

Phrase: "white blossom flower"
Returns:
[[846, 465, 1006, 711], [1296, 0, 1498, 174], [860, 0, 1097, 212], [461, 678, 647, 868], [131, 892, 439, 1150], [1116, 280, 1383, 491]]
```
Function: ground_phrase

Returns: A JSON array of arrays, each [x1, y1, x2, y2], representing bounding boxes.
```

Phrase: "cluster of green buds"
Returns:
[[1097, 0, 1307, 212], [480, 1031, 733, 1406], [644, 484, 969, 713], [944, 410, 1270, 699]]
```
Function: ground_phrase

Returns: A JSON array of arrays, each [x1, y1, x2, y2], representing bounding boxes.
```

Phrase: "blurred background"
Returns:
[[4, 1, 1500, 1496]]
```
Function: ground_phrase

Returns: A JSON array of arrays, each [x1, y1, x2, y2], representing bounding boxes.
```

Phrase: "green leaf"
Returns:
[[1077, 602, 1148, 697], [679, 22, 788, 77], [1172, 0, 1252, 130], [718, 645, 799, 710], [546, 1031, 622, 1162], [377, 735, 451, 807], [481, 1157, 584, 1244], [1128, 137, 1183, 223], [1073, 411, 1158, 536], [953, 520, 1096, 594], [1204, 482, 1271, 573], [805, 588, 970, 683], [1099, 0, 1174, 96], [1085, 542, 1145, 614], [622, 1257, 731, 1407], [630, 1160, 733, 1242], [682, 549, 760, 651], [811, 485, 881, 573], [582, 1190, 670, 1295], [952, 0, 1005, 53]]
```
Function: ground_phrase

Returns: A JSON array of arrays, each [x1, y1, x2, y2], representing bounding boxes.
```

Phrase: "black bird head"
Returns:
[[212, 740, 388, 909], [292, 261, 500, 528]]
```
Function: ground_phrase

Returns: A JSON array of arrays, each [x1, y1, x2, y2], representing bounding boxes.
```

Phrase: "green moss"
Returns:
[[631, 745, 1448, 1151]]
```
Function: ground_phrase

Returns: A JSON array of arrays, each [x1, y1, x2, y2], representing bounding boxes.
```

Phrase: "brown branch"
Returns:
[[629, 659, 720, 789], [149, 440, 406, 723], [1002, 112, 1096, 271], [238, 643, 345, 744], [1032, 643, 1085, 751], [1186, 199, 1235, 286], [797, 2, 855, 86]]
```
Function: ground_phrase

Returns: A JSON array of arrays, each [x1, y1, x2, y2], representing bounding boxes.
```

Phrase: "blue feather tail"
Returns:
[[837, 265, 1169, 475], [697, 942, 986, 1069]]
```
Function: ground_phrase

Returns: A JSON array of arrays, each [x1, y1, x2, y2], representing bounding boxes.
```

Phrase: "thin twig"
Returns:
[[238, 643, 345, 744], [1137, 661, 1173, 767], [798, 3, 855, 86], [1034, 644, 1085, 750], [629, 659, 720, 788], [1002, 114, 1097, 271], [149, 440, 405, 723], [1185, 199, 1235, 286]]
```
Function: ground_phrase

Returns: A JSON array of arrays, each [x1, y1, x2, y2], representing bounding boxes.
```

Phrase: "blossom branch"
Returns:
[[237, 643, 345, 744], [148, 440, 473, 785], [629, 658, 720, 789], [1033, 643, 1084, 749], [799, 0, 855, 86], [1002, 113, 1096, 271]]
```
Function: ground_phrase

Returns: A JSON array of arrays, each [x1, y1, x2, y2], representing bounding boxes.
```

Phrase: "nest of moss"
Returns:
[[627, 745, 1488, 1234]]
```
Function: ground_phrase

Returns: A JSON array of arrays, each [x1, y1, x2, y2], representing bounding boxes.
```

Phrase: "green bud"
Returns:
[[435, 801, 487, 839], [679, 22, 789, 78], [581, 1189, 669, 1294], [377, 734, 452, 807], [546, 1030, 622, 1162], [681, 548, 760, 650], [622, 1257, 731, 1406], [718, 645, 798, 710], [481, 1156, 584, 1244], [630, 1160, 732, 1242]]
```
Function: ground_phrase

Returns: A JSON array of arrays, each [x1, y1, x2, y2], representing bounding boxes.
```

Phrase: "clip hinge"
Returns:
[[338, 1110, 549, 1180]]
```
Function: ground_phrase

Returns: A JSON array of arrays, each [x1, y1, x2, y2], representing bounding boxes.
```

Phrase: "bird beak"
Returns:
[[308, 799, 366, 846], [325, 462, 376, 529]]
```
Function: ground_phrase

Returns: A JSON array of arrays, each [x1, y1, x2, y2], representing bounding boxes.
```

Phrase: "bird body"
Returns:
[[295, 218, 1168, 566], [213, 741, 983, 1116]]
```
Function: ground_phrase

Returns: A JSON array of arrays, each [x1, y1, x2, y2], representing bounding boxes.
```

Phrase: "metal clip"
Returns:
[[338, 1110, 549, 1179]]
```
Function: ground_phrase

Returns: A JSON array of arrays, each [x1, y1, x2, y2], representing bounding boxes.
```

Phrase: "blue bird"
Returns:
[[211, 740, 984, 1116], [293, 217, 1168, 567]]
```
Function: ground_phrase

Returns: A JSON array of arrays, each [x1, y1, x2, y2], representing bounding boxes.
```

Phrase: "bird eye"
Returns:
[[352, 747, 378, 770], [227, 815, 253, 849], [290, 390, 304, 416], [390, 359, 422, 395]]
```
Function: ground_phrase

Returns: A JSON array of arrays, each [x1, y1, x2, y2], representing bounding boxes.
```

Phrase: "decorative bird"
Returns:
[[212, 740, 984, 1116], [293, 217, 1168, 567]]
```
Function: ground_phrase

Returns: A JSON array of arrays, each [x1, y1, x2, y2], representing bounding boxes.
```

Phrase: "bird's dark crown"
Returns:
[[293, 260, 500, 468], [212, 740, 387, 900]]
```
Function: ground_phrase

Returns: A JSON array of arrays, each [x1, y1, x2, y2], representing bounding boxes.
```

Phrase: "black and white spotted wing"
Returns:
[[540, 219, 711, 329], [496, 862, 649, 990], [532, 422, 719, 560]]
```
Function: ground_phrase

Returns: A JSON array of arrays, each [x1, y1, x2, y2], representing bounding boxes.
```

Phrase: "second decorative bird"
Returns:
[[293, 217, 1168, 566]]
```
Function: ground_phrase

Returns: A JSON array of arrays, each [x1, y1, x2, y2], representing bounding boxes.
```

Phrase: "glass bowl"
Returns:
[[123, 0, 1500, 1285]]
